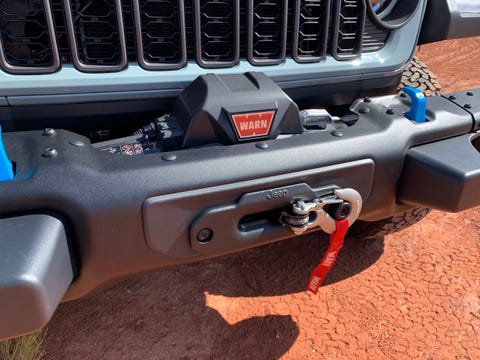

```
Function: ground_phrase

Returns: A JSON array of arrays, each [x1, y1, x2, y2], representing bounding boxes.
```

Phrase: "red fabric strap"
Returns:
[[306, 219, 349, 294]]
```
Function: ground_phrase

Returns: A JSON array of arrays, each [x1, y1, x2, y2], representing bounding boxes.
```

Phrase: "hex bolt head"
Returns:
[[363, 97, 372, 103], [69, 140, 85, 147], [467, 91, 474, 96], [42, 147, 58, 158], [42, 128, 56, 137], [197, 228, 213, 243], [386, 108, 395, 115], [400, 92, 407, 98], [255, 142, 269, 149], [449, 95, 457, 100], [161, 154, 177, 161], [465, 104, 472, 109]]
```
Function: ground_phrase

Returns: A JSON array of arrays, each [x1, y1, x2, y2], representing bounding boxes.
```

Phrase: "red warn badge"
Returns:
[[231, 110, 275, 139]]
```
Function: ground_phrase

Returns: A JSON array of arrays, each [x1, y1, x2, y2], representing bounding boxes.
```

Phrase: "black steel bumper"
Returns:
[[1, 88, 480, 339]]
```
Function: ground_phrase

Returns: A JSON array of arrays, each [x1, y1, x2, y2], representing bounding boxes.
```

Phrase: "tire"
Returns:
[[398, 56, 441, 96], [352, 57, 439, 239], [350, 207, 431, 240]]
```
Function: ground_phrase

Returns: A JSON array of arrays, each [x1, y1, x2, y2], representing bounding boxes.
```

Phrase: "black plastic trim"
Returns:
[[0, 214, 72, 340], [247, 0, 288, 66], [63, 0, 128, 73], [419, 0, 480, 44], [399, 133, 480, 212], [0, 0, 60, 74], [194, 0, 240, 68], [366, 0, 420, 31], [188, 172, 371, 255], [331, 0, 366, 61], [132, 0, 187, 70], [292, 0, 331, 63]]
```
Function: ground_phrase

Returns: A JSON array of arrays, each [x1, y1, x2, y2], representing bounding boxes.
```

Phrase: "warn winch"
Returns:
[[96, 72, 305, 153]]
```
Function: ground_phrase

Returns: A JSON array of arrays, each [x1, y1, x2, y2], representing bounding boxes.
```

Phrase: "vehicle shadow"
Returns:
[[44, 232, 384, 359]]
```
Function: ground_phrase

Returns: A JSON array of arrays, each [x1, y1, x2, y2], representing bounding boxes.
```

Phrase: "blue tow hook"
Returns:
[[403, 86, 427, 123], [0, 125, 14, 182]]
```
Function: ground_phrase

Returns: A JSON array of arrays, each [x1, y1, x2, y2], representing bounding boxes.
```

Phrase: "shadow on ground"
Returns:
[[44, 232, 384, 359]]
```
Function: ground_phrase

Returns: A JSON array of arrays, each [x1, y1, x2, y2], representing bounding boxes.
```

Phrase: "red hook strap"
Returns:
[[306, 218, 349, 294]]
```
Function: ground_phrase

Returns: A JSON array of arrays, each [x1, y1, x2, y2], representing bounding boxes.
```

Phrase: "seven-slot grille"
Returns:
[[332, 0, 365, 59], [63, 0, 127, 71], [0, 0, 389, 74], [0, 0, 59, 73]]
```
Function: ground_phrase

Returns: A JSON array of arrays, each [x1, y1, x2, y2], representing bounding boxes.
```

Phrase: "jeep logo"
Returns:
[[266, 189, 288, 200]]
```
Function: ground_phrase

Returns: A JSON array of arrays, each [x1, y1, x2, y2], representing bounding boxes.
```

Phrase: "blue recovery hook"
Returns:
[[403, 86, 427, 123], [0, 125, 14, 181]]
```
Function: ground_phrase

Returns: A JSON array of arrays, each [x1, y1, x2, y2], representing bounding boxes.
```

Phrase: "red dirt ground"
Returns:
[[43, 38, 480, 359]]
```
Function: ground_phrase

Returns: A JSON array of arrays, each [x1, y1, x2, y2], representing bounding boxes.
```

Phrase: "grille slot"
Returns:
[[52, 0, 71, 63], [293, 0, 331, 63], [0, 0, 390, 74], [194, 0, 239, 68], [362, 16, 388, 52], [0, 0, 59, 73], [121, 0, 137, 61], [332, 0, 365, 60], [63, 0, 127, 71], [132, 0, 186, 69], [248, 0, 288, 65]]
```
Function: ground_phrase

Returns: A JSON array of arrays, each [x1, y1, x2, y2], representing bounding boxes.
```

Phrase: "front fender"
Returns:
[[420, 0, 480, 44]]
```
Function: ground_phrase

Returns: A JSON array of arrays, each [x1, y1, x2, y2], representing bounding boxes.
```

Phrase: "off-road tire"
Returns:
[[351, 207, 431, 240], [399, 56, 442, 96], [352, 57, 439, 239]]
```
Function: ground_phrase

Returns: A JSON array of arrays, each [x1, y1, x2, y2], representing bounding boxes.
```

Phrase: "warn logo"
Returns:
[[231, 110, 275, 139]]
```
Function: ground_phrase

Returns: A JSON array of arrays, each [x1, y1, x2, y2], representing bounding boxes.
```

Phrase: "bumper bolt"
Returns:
[[386, 108, 395, 115], [69, 140, 85, 147], [161, 154, 177, 161], [256, 142, 269, 149], [42, 148, 58, 158], [467, 91, 474, 96], [197, 228, 213, 243], [359, 107, 370, 114], [363, 97, 372, 103], [449, 95, 456, 100], [465, 104, 472, 109], [42, 128, 56, 137]]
